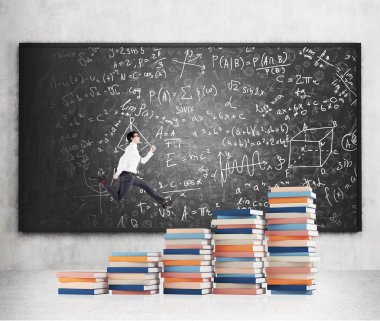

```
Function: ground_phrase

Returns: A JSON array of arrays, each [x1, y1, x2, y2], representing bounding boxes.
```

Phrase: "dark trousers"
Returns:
[[106, 171, 166, 204]]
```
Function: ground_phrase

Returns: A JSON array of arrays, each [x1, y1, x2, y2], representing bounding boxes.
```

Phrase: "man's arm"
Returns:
[[140, 145, 156, 164], [115, 153, 127, 177], [140, 150, 154, 164]]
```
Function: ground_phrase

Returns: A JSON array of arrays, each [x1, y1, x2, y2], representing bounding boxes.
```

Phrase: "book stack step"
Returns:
[[162, 228, 214, 295], [265, 186, 320, 295], [56, 271, 108, 295], [211, 209, 267, 295], [107, 252, 162, 295]]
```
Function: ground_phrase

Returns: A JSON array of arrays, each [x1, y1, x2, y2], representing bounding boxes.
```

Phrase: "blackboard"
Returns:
[[19, 43, 361, 232]]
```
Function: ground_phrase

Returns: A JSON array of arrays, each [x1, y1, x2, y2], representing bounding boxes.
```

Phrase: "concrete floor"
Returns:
[[0, 270, 379, 320]]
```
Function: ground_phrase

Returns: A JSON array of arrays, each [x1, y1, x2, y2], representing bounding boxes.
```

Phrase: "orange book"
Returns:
[[161, 272, 214, 278], [108, 256, 159, 262], [266, 236, 312, 241], [213, 288, 265, 295], [163, 260, 209, 266], [215, 245, 265, 252], [58, 277, 107, 283], [268, 197, 310, 204], [267, 279, 314, 285], [163, 278, 210, 282]]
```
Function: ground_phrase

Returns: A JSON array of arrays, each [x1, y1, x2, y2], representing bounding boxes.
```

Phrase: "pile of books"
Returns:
[[107, 252, 161, 295], [211, 209, 266, 295], [56, 271, 108, 295], [161, 228, 214, 295], [265, 186, 319, 295]]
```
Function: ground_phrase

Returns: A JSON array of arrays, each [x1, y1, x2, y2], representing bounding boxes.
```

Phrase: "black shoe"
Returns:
[[162, 200, 173, 209]]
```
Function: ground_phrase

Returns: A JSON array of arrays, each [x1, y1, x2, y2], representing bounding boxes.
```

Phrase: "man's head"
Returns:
[[127, 131, 140, 144]]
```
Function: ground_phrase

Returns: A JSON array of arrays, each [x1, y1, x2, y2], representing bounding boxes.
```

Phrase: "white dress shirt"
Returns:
[[115, 142, 154, 176]]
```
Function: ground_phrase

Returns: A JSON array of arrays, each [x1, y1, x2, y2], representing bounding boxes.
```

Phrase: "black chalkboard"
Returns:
[[19, 43, 361, 232]]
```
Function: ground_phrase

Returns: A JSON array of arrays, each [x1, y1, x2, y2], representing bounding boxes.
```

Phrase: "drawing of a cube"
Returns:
[[288, 127, 333, 168]]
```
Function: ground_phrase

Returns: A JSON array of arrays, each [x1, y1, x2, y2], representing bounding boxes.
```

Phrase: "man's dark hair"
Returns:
[[127, 131, 139, 142]]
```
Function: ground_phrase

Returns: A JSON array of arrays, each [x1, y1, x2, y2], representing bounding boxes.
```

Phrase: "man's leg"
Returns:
[[105, 172, 134, 202], [133, 176, 167, 205]]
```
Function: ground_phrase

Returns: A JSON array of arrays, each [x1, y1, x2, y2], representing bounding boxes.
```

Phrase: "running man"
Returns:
[[97, 131, 172, 209]]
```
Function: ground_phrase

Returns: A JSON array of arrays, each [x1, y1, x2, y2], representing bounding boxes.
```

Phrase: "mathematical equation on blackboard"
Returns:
[[19, 44, 360, 232]]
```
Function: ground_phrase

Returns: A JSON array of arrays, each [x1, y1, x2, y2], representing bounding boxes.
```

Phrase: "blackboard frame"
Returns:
[[18, 42, 362, 233]]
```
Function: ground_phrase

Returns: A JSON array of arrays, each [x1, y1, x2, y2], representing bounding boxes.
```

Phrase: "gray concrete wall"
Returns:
[[0, 0, 379, 270]]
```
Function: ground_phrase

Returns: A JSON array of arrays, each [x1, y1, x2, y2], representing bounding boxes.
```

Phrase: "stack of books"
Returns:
[[211, 209, 266, 295], [56, 271, 108, 295], [265, 186, 319, 295], [161, 228, 214, 295], [107, 252, 161, 295]]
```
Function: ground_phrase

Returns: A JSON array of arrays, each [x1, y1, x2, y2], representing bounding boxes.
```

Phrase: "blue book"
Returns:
[[267, 224, 315, 231], [268, 191, 316, 199], [163, 266, 212, 273], [214, 209, 263, 216], [269, 290, 314, 295], [215, 215, 261, 219], [163, 249, 210, 255], [214, 277, 265, 284], [107, 267, 160, 273], [267, 207, 314, 213], [216, 274, 264, 278], [269, 252, 311, 256], [268, 285, 314, 291], [164, 233, 211, 239], [215, 257, 261, 262], [215, 228, 262, 234], [164, 288, 211, 295], [109, 285, 157, 291], [111, 252, 160, 256], [268, 247, 314, 253], [58, 288, 108, 295]]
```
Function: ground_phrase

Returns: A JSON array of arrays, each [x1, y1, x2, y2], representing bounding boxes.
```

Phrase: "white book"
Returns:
[[266, 256, 320, 263], [166, 228, 211, 234], [162, 255, 212, 260], [58, 282, 108, 289], [215, 283, 263, 289], [107, 273, 159, 280], [165, 239, 211, 245], [214, 261, 264, 268], [268, 240, 316, 247], [211, 219, 265, 225], [213, 234, 264, 240], [108, 262, 159, 267], [108, 279, 159, 285], [109, 290, 158, 295], [214, 239, 265, 246], [266, 273, 316, 280], [163, 282, 212, 289], [265, 262, 318, 268], [270, 186, 312, 192], [265, 213, 316, 219]]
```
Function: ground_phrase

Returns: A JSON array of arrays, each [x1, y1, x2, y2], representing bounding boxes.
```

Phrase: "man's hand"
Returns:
[[113, 173, 119, 180], [150, 145, 157, 153]]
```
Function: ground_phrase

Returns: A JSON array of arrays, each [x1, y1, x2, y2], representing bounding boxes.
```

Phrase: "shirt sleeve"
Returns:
[[140, 151, 154, 164], [115, 153, 127, 176]]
